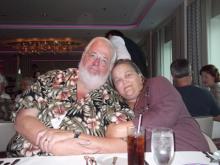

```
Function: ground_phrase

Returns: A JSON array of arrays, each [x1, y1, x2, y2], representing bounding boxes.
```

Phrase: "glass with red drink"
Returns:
[[127, 126, 145, 165]]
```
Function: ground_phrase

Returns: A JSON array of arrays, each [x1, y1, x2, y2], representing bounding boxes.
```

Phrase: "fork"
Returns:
[[84, 156, 97, 165], [203, 151, 215, 162], [202, 151, 220, 163], [11, 159, 21, 165], [84, 156, 89, 165]]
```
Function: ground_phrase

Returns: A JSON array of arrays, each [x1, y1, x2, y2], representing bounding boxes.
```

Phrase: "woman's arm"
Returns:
[[133, 77, 182, 128], [105, 121, 133, 138]]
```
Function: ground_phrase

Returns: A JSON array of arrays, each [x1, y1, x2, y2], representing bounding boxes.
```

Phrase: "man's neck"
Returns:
[[174, 76, 192, 87], [76, 80, 90, 100]]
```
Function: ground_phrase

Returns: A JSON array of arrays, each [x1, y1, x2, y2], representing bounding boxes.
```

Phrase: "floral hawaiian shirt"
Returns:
[[7, 68, 134, 157]]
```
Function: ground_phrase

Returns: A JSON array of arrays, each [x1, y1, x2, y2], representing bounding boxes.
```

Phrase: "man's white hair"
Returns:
[[81, 37, 117, 70]]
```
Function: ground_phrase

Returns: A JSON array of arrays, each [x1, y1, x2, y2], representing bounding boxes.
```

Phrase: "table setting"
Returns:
[[1, 119, 219, 165], [0, 151, 219, 165]]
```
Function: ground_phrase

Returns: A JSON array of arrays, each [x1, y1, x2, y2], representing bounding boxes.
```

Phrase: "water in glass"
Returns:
[[151, 127, 174, 165]]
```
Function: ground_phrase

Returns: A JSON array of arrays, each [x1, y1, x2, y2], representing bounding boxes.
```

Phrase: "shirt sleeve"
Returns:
[[12, 72, 53, 122], [104, 85, 134, 125], [133, 76, 187, 129], [14, 80, 45, 111]]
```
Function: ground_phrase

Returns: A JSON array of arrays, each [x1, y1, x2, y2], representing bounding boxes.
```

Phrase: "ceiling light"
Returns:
[[4, 38, 86, 54]]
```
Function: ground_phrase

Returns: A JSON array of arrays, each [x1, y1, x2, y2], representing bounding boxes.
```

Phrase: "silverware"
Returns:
[[84, 156, 89, 165], [112, 156, 117, 165], [3, 162, 10, 165], [202, 151, 220, 163], [89, 156, 97, 165], [203, 151, 215, 162], [11, 159, 20, 165], [144, 160, 149, 165], [84, 156, 97, 165]]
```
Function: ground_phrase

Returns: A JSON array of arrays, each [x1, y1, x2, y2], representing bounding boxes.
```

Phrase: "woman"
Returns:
[[107, 59, 209, 151], [200, 64, 220, 106]]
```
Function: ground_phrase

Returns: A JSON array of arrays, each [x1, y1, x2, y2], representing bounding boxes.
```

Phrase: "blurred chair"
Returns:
[[212, 121, 220, 149], [212, 121, 220, 139], [0, 121, 15, 152], [202, 132, 217, 152], [194, 116, 213, 137]]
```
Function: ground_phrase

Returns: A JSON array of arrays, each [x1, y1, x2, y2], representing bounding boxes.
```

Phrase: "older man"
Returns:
[[7, 37, 134, 157]]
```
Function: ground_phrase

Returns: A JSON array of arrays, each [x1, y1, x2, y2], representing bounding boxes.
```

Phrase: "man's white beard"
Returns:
[[78, 62, 109, 91]]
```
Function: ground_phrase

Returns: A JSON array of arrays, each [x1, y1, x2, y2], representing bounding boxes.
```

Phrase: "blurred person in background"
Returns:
[[14, 77, 34, 103], [0, 73, 12, 121], [105, 30, 148, 77], [200, 64, 220, 106], [170, 59, 220, 121]]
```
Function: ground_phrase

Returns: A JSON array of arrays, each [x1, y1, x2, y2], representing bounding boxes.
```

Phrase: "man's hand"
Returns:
[[36, 128, 73, 153]]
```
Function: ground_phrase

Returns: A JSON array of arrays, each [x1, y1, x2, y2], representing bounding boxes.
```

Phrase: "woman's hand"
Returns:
[[106, 121, 133, 138], [36, 128, 73, 153]]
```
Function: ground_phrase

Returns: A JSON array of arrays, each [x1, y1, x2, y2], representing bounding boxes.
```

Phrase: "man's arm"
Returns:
[[15, 108, 47, 145], [15, 108, 74, 151], [50, 121, 133, 155], [80, 134, 127, 153]]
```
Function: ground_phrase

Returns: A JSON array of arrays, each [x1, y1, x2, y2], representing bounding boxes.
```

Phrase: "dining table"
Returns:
[[0, 151, 219, 165]]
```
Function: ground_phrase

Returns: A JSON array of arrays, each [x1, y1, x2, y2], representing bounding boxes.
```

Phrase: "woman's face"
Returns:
[[112, 63, 143, 103], [201, 71, 215, 87]]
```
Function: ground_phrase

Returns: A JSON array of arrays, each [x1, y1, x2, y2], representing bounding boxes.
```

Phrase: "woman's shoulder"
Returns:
[[146, 76, 177, 97], [147, 76, 172, 87]]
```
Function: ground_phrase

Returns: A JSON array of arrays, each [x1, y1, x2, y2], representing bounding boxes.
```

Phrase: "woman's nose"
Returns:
[[122, 78, 128, 84]]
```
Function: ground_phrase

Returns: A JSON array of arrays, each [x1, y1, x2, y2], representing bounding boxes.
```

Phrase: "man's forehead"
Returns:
[[88, 41, 112, 57], [89, 39, 109, 49]]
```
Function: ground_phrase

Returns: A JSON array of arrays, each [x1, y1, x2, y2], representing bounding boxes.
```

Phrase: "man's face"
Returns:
[[78, 39, 113, 90], [81, 40, 112, 77]]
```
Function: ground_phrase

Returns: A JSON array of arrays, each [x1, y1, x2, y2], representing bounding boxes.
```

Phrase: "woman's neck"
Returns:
[[127, 100, 136, 109]]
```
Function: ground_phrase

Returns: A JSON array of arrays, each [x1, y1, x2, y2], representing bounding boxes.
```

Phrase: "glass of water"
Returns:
[[151, 127, 174, 165]]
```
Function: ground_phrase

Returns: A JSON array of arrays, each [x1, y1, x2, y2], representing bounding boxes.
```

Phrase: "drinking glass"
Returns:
[[127, 126, 145, 165], [151, 127, 174, 165]]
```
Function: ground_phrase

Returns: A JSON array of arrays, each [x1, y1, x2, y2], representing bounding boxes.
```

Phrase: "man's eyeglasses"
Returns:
[[86, 51, 110, 67]]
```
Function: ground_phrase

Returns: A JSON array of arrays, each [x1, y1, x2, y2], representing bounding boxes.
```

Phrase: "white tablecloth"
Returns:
[[0, 151, 218, 165], [0, 122, 16, 151]]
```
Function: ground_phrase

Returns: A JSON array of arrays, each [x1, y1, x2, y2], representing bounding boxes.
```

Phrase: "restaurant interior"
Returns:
[[0, 0, 220, 163]]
